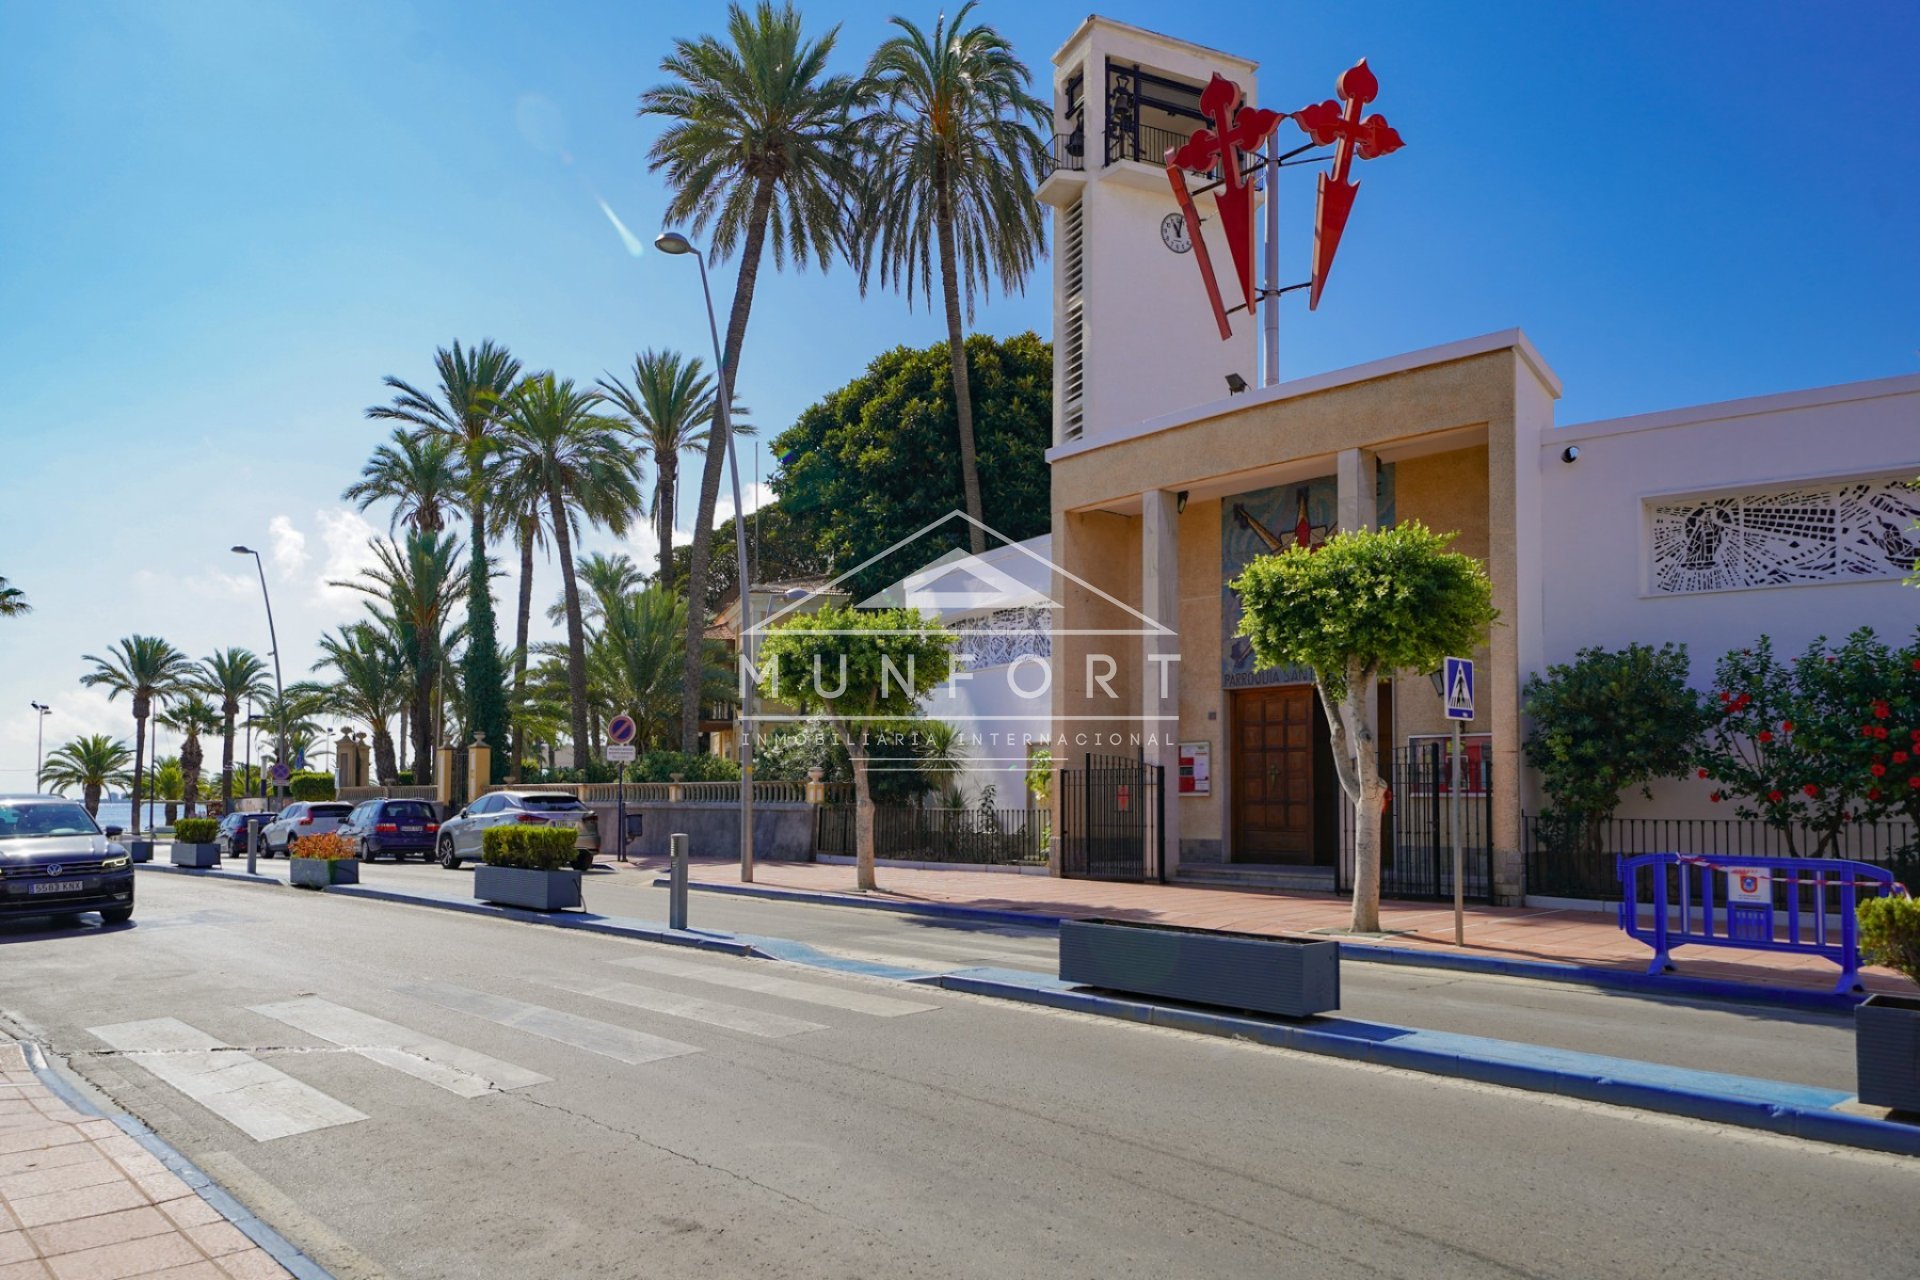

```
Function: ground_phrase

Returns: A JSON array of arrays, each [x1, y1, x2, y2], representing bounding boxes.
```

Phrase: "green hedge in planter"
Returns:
[[482, 824, 578, 871], [1859, 895, 1920, 985], [173, 818, 218, 844], [289, 772, 336, 800]]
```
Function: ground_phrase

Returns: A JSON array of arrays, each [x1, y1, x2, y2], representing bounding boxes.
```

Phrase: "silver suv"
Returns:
[[259, 801, 355, 856], [436, 792, 599, 871]]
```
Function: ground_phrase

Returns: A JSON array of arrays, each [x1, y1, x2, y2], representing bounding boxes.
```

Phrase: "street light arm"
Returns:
[[236, 547, 288, 792]]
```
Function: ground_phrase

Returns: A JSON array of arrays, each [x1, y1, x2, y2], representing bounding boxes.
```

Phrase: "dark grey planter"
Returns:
[[290, 857, 360, 889], [128, 840, 154, 864], [475, 864, 582, 912], [169, 843, 219, 869], [1059, 918, 1340, 1018], [1856, 992, 1920, 1113]]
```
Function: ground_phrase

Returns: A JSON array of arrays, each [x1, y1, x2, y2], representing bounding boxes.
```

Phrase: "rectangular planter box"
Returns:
[[1857, 992, 1920, 1113], [474, 864, 581, 912], [169, 843, 220, 869], [1059, 918, 1340, 1018], [127, 841, 154, 864], [290, 857, 360, 889]]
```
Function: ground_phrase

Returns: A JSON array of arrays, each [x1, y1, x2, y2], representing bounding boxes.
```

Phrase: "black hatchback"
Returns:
[[0, 795, 134, 925], [340, 798, 441, 862]]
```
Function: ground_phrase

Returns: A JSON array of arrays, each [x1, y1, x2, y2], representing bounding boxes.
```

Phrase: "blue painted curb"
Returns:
[[667, 877, 1866, 1012], [921, 971, 1920, 1159], [17, 1041, 337, 1280]]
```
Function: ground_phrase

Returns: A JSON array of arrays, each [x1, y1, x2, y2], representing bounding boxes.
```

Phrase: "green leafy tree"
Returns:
[[303, 623, 410, 783], [0, 577, 29, 617], [343, 428, 465, 535], [597, 350, 719, 587], [756, 604, 952, 889], [332, 532, 467, 782], [80, 636, 196, 837], [38, 735, 133, 815], [366, 340, 522, 779], [771, 332, 1051, 596], [1234, 523, 1498, 932], [1522, 644, 1706, 853], [640, 0, 866, 752], [157, 694, 221, 819], [198, 648, 271, 814], [856, 2, 1047, 554]]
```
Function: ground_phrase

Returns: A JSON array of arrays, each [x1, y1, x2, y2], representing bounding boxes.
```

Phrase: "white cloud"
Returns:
[[269, 515, 308, 576], [313, 507, 383, 606]]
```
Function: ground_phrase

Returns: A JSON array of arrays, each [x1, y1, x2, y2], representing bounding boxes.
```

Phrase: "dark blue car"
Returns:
[[340, 798, 441, 862], [0, 795, 134, 925]]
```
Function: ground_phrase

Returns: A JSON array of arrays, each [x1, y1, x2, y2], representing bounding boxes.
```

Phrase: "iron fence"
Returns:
[[1059, 753, 1164, 882], [1338, 744, 1494, 903], [1107, 121, 1201, 169], [814, 804, 1048, 866], [1523, 814, 1920, 901], [1044, 129, 1086, 174]]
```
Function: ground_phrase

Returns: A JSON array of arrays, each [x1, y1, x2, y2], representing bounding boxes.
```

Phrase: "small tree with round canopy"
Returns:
[[1233, 521, 1497, 932]]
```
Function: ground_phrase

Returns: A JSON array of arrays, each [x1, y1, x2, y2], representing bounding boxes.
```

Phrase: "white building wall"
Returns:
[[1535, 373, 1920, 819]]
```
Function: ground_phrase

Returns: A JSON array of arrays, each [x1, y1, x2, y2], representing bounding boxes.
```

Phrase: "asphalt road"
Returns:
[[229, 854, 1859, 1090], [2, 873, 1914, 1280]]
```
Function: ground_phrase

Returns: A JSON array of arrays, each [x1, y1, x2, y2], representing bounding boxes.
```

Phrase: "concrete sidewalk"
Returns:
[[615, 856, 1917, 998], [0, 1045, 293, 1280]]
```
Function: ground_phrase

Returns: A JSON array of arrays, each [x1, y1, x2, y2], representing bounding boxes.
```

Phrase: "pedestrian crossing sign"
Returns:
[[1443, 656, 1474, 721]]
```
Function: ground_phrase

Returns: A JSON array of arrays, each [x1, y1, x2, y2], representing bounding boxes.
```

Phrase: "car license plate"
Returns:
[[30, 880, 84, 895], [402, 826, 423, 833]]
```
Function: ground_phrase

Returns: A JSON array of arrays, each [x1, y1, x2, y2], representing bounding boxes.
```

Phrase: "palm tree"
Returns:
[[151, 756, 185, 827], [597, 350, 718, 586], [80, 636, 195, 837], [592, 585, 731, 750], [499, 374, 642, 767], [39, 735, 133, 816], [343, 428, 465, 535], [332, 532, 467, 781], [198, 648, 270, 814], [640, 0, 865, 751], [546, 552, 649, 631], [366, 340, 522, 775], [489, 455, 552, 781], [0, 577, 29, 617], [305, 623, 410, 783], [856, 3, 1047, 554], [157, 695, 221, 818]]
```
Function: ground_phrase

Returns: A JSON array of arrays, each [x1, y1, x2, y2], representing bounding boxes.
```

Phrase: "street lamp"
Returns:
[[29, 702, 50, 789], [656, 229, 759, 883], [233, 546, 286, 875]]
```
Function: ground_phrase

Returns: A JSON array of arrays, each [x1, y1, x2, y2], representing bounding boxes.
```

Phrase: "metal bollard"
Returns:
[[246, 816, 258, 876], [669, 832, 688, 932]]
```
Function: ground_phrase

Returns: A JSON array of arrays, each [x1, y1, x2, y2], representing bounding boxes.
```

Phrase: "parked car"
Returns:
[[214, 812, 273, 858], [436, 792, 599, 871], [259, 801, 355, 856], [0, 795, 134, 926], [340, 798, 441, 862]]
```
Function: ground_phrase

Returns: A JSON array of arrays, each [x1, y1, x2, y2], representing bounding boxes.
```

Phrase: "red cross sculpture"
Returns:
[[1294, 59, 1404, 310], [1165, 74, 1285, 340]]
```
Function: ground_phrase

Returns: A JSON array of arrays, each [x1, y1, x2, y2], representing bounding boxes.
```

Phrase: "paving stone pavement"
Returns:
[[0, 1044, 293, 1280]]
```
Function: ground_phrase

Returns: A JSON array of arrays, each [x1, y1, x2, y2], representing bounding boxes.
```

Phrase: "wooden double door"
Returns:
[[1230, 684, 1391, 866]]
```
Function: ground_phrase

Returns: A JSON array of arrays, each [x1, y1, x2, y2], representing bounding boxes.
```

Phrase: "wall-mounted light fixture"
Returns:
[[1225, 372, 1248, 395], [1175, 490, 1189, 514]]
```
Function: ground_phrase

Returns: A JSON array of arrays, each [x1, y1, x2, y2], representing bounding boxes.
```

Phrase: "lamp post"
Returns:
[[655, 230, 758, 883], [234, 546, 286, 874], [29, 702, 50, 788]]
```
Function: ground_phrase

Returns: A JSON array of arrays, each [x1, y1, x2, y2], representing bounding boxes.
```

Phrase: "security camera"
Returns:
[[1561, 446, 1579, 463]]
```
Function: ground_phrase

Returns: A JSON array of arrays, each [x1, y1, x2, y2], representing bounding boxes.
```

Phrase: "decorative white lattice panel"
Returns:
[[947, 607, 1054, 670], [1650, 475, 1920, 594]]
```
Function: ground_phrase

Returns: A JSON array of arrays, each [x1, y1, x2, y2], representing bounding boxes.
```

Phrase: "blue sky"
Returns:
[[2, 0, 1916, 783]]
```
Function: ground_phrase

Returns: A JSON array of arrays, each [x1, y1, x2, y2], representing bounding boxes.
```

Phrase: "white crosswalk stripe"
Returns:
[[87, 1017, 366, 1142], [537, 976, 827, 1038], [250, 997, 550, 1098], [608, 954, 940, 1018], [396, 982, 702, 1066], [851, 932, 1054, 969]]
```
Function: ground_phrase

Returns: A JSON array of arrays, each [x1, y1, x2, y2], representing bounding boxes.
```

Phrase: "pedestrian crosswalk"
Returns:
[[89, 949, 946, 1143]]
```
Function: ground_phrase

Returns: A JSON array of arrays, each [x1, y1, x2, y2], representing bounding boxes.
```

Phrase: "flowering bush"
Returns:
[[289, 831, 356, 861]]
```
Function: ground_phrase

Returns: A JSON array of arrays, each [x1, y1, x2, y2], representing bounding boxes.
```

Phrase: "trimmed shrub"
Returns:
[[173, 818, 218, 844], [634, 750, 739, 784], [482, 824, 578, 871], [1859, 895, 1920, 985], [290, 831, 355, 861], [289, 772, 336, 801]]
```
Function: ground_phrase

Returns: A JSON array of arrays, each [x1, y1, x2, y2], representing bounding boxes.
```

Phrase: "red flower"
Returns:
[[1865, 725, 1881, 738], [1911, 776, 1920, 789], [1737, 694, 1752, 709], [1876, 727, 1890, 740], [1718, 690, 1731, 703], [1896, 751, 1911, 765], [1873, 700, 1891, 719], [1782, 720, 1794, 734], [1758, 730, 1774, 743], [1803, 783, 1820, 798], [1911, 728, 1920, 742], [1872, 763, 1888, 777], [1768, 790, 1784, 803], [1869, 788, 1883, 801], [1710, 792, 1722, 804], [1912, 658, 1920, 671], [1696, 768, 1710, 779]]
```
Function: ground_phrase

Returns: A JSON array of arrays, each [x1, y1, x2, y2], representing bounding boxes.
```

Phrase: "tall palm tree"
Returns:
[[332, 532, 467, 782], [856, 3, 1047, 554], [157, 694, 221, 817], [489, 455, 552, 781], [39, 735, 133, 816], [591, 585, 732, 751], [545, 552, 649, 631], [302, 623, 409, 783], [343, 428, 465, 535], [0, 577, 29, 617], [597, 350, 717, 587], [640, 0, 865, 751], [366, 340, 521, 775], [197, 648, 270, 814], [80, 636, 195, 837], [499, 374, 642, 767]]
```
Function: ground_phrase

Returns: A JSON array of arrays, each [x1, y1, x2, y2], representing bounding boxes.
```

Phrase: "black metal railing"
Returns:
[[1043, 129, 1085, 174], [1523, 814, 1920, 902], [1106, 121, 1198, 169], [1338, 745, 1494, 903], [1059, 752, 1163, 882], [814, 804, 1048, 867]]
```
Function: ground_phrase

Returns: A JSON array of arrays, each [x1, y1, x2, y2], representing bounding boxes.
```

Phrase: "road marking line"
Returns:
[[395, 983, 701, 1066], [608, 954, 939, 1018], [850, 932, 1054, 968], [536, 976, 827, 1038], [86, 1018, 366, 1142], [249, 997, 551, 1097]]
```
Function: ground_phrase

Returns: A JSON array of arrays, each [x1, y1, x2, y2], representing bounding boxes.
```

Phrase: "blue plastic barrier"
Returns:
[[1616, 853, 1898, 993]]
